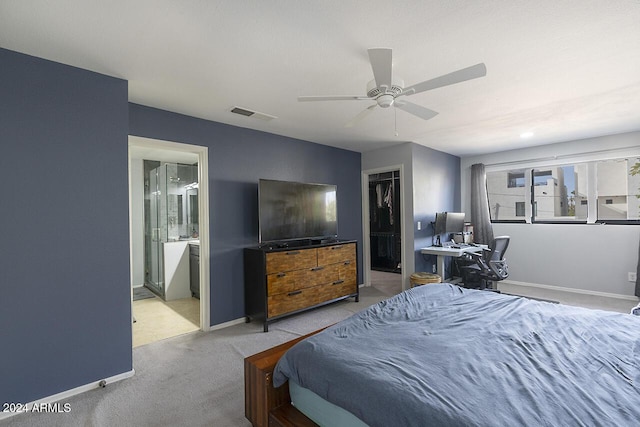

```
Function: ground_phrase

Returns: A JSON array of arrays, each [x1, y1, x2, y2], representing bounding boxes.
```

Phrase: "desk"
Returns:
[[420, 245, 485, 281]]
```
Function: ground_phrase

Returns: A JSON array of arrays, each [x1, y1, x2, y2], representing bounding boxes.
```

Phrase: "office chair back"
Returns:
[[485, 236, 509, 280], [459, 235, 510, 290]]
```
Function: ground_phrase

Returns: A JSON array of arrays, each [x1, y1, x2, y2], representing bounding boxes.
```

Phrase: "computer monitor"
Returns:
[[434, 212, 466, 244]]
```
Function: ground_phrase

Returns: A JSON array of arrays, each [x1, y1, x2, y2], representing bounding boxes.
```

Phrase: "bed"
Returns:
[[264, 283, 640, 427]]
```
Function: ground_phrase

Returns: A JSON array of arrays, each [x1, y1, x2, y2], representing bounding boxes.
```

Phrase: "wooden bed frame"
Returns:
[[244, 328, 326, 427]]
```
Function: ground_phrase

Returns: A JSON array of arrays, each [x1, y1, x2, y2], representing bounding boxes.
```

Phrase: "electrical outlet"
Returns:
[[432, 264, 436, 273], [629, 272, 637, 282]]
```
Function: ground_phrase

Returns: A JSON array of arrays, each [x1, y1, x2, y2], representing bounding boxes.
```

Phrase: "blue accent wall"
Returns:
[[0, 48, 131, 404], [0, 45, 463, 408], [412, 144, 461, 274], [128, 104, 363, 326]]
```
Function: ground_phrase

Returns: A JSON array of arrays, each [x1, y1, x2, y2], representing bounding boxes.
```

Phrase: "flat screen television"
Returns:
[[258, 179, 338, 244]]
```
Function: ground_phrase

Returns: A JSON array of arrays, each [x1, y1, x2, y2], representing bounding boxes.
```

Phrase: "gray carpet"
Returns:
[[4, 287, 388, 427]]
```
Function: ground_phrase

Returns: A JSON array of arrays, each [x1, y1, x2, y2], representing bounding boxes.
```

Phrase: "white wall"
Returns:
[[461, 131, 640, 297], [493, 222, 639, 296]]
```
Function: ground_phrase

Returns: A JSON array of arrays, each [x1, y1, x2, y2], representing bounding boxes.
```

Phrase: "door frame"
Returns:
[[361, 164, 408, 291], [128, 136, 211, 334]]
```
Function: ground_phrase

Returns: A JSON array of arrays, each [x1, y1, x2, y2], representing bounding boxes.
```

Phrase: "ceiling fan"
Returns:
[[298, 48, 486, 127]]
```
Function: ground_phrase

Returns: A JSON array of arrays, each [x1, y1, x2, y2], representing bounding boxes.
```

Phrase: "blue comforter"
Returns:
[[273, 284, 640, 426]]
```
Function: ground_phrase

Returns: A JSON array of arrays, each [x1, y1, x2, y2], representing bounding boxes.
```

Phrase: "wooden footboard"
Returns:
[[244, 328, 326, 427]]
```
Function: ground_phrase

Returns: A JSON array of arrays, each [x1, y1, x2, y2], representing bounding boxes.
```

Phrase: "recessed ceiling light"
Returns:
[[520, 131, 534, 139]]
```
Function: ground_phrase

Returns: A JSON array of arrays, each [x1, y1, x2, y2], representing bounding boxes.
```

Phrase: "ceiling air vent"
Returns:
[[230, 106, 277, 121]]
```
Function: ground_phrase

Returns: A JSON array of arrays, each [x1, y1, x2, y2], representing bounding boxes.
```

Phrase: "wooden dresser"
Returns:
[[244, 240, 358, 332]]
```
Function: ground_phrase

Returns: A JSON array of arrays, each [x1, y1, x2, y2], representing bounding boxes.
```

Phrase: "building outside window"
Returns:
[[487, 169, 527, 220], [487, 156, 640, 224], [596, 158, 640, 221]]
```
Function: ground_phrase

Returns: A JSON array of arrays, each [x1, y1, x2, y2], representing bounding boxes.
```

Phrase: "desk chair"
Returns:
[[459, 236, 510, 290]]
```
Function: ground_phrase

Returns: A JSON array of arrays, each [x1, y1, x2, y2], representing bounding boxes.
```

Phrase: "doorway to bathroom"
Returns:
[[128, 136, 210, 348]]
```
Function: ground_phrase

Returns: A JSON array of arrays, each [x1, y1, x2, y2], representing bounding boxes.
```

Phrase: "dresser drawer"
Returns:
[[339, 260, 357, 285], [317, 243, 355, 266], [267, 264, 340, 296], [268, 287, 320, 318], [265, 249, 317, 275], [314, 279, 356, 302]]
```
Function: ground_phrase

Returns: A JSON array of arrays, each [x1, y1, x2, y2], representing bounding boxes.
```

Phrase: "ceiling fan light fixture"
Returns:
[[298, 48, 486, 127], [377, 94, 395, 108]]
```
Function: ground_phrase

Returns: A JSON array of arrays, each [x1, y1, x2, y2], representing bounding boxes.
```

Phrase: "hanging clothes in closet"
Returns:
[[369, 171, 401, 272]]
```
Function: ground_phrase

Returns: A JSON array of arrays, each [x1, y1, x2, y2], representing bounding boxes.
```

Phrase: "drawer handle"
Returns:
[[331, 246, 340, 250], [343, 260, 351, 265], [332, 280, 344, 285], [288, 290, 302, 296], [311, 266, 324, 271], [277, 273, 286, 278], [286, 251, 300, 255]]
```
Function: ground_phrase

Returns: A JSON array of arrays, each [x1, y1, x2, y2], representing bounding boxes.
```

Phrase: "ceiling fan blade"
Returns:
[[401, 63, 487, 96], [298, 95, 369, 102], [367, 48, 393, 91], [395, 101, 439, 121], [344, 105, 377, 128]]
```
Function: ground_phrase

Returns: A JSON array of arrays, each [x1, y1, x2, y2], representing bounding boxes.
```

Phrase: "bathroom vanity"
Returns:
[[162, 240, 198, 301], [189, 242, 200, 299]]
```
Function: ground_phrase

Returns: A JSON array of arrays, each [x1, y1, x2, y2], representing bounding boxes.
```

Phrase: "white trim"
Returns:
[[361, 165, 408, 291], [586, 162, 597, 223], [361, 174, 371, 287], [208, 317, 247, 331], [127, 136, 211, 335], [196, 146, 211, 331], [502, 280, 639, 301], [0, 370, 135, 421]]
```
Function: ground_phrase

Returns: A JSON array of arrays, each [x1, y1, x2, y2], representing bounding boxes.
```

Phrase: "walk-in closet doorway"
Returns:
[[362, 166, 407, 296]]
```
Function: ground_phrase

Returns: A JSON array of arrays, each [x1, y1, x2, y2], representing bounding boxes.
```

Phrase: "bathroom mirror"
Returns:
[[187, 189, 199, 234]]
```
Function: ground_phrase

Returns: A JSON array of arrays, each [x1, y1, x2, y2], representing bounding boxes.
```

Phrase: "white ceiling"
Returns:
[[2, 0, 640, 157]]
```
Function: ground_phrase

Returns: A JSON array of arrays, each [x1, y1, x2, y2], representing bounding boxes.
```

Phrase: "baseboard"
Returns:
[[0, 369, 135, 421], [501, 280, 639, 302], [207, 316, 247, 331]]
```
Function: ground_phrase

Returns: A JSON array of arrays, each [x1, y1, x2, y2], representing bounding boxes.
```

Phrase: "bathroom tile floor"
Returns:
[[132, 293, 200, 347]]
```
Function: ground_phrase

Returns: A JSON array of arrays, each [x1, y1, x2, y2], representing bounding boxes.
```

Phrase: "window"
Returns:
[[488, 156, 640, 224], [508, 172, 525, 188], [487, 169, 527, 221], [533, 170, 553, 186], [596, 158, 640, 221], [532, 164, 587, 222]]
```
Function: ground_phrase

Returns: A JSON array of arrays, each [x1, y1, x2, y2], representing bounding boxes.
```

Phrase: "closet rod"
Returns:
[[369, 176, 399, 182]]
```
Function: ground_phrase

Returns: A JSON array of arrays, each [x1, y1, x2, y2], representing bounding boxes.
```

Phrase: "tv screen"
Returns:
[[259, 179, 338, 243]]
